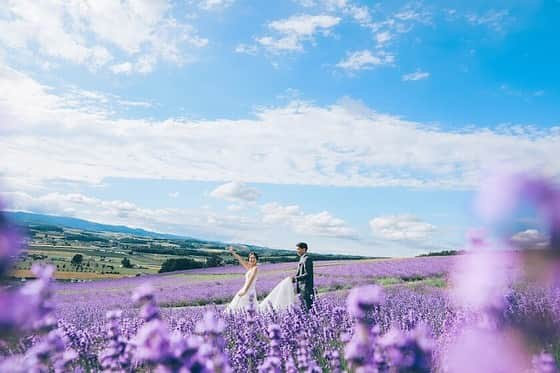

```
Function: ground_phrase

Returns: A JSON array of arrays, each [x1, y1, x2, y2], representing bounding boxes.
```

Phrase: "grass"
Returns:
[[160, 297, 233, 308], [10, 269, 123, 280], [164, 273, 239, 281], [14, 246, 185, 279], [375, 277, 405, 286], [373, 275, 447, 288], [414, 276, 447, 288]]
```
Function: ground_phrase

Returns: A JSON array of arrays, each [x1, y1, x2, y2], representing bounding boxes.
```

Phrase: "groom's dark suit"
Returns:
[[295, 253, 314, 310]]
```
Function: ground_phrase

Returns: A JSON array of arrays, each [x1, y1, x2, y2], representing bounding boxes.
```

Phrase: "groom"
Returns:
[[292, 242, 314, 311]]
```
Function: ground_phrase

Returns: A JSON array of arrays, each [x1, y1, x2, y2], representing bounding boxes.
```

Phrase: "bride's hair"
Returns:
[[248, 252, 259, 262]]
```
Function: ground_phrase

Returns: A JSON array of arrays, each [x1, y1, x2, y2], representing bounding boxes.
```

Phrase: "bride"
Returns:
[[225, 246, 297, 313], [225, 247, 259, 313]]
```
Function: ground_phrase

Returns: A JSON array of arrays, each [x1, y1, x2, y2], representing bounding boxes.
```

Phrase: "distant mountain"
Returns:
[[5, 211, 197, 241], [4, 211, 366, 259]]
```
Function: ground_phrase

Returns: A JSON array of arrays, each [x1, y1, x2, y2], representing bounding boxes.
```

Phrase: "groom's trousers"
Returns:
[[301, 288, 313, 311]]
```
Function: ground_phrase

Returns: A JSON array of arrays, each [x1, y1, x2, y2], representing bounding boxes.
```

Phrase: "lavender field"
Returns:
[[2, 172, 560, 372], [3, 249, 560, 372], [53, 256, 454, 311]]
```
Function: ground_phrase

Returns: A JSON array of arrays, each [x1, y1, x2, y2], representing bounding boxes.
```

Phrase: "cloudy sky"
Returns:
[[1, 0, 558, 256]]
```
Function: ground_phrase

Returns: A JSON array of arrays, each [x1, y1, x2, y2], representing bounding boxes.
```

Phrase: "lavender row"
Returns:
[[53, 256, 456, 311]]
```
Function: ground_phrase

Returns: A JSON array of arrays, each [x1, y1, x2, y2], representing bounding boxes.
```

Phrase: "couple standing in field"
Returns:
[[224, 242, 314, 313]]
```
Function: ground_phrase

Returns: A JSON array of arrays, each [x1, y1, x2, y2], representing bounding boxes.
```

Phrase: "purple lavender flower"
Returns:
[[168, 331, 203, 370], [475, 171, 527, 225], [0, 356, 26, 373], [0, 263, 57, 336], [21, 328, 77, 373], [444, 326, 531, 373], [54, 349, 79, 373], [325, 349, 341, 373], [284, 355, 298, 373], [475, 171, 560, 248], [195, 311, 226, 337], [132, 283, 160, 322], [132, 283, 156, 304], [133, 319, 171, 363], [346, 285, 384, 323], [532, 352, 558, 373], [0, 290, 33, 334], [450, 249, 517, 314], [258, 324, 283, 373], [194, 311, 231, 372], [378, 323, 433, 372], [99, 309, 132, 372], [0, 204, 24, 276], [22, 264, 57, 331]]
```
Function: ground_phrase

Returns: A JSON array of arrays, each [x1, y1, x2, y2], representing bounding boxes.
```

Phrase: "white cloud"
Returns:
[[110, 62, 133, 74], [227, 204, 245, 212], [193, 0, 235, 11], [117, 99, 153, 108], [256, 14, 340, 53], [466, 10, 511, 32], [234, 43, 258, 55], [499, 84, 545, 100], [1, 65, 560, 191], [370, 3, 431, 32], [293, 0, 316, 7], [2, 190, 361, 253], [336, 50, 394, 71], [393, 5, 432, 24], [375, 31, 393, 46], [260, 202, 356, 239], [402, 70, 430, 81], [38, 85, 152, 113], [323, 0, 348, 9], [261, 203, 303, 224], [345, 5, 371, 25], [2, 190, 261, 241], [510, 229, 549, 249], [110, 56, 164, 75], [210, 182, 261, 202], [297, 211, 357, 238], [168, 192, 180, 198], [369, 214, 435, 241], [0, 0, 207, 73], [368, 2, 431, 55]]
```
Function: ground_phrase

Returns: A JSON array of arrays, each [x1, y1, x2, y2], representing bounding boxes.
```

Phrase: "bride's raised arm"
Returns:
[[228, 246, 250, 270]]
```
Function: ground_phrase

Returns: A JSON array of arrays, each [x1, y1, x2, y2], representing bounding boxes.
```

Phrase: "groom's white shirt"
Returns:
[[297, 253, 307, 275]]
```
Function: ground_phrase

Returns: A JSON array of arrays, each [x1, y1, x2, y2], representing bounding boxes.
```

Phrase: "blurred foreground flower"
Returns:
[[344, 285, 383, 371], [1, 199, 78, 371], [99, 310, 132, 372], [450, 232, 519, 315], [0, 203, 24, 277], [475, 171, 560, 249], [131, 283, 232, 372], [444, 327, 530, 373], [443, 171, 560, 372]]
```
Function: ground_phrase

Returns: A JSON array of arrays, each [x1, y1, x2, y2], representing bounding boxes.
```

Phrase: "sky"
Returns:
[[0, 0, 558, 256]]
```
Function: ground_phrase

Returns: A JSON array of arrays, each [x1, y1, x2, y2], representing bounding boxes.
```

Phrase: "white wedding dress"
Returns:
[[258, 276, 297, 313], [225, 267, 258, 313], [225, 271, 297, 313]]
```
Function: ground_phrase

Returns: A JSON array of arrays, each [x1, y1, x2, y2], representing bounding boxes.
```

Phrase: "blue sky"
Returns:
[[0, 0, 558, 256]]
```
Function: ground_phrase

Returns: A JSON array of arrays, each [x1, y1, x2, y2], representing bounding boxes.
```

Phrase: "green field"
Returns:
[[11, 222, 368, 281]]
